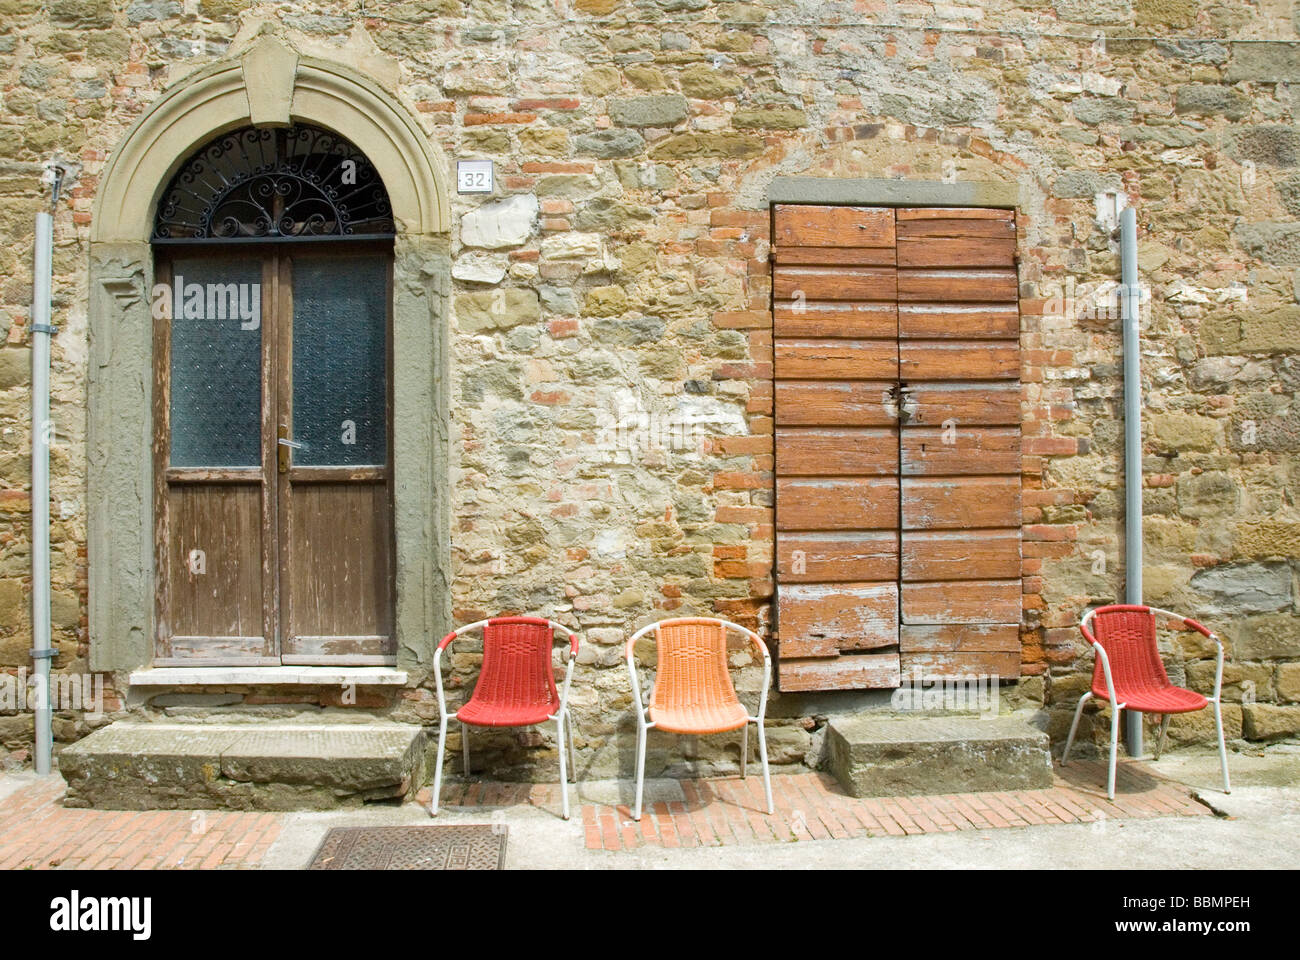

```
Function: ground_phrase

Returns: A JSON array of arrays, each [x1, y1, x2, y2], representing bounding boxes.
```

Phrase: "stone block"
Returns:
[[1232, 614, 1300, 660], [1189, 563, 1292, 614], [1242, 703, 1300, 740], [608, 95, 688, 128], [59, 722, 425, 809], [826, 715, 1052, 797]]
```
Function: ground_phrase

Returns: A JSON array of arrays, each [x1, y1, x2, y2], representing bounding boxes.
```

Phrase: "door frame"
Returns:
[[151, 239, 396, 666], [86, 47, 453, 680]]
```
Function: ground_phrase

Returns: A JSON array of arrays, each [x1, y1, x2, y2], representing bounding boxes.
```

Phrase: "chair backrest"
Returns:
[[1082, 604, 1173, 692], [650, 618, 740, 712], [475, 616, 559, 709]]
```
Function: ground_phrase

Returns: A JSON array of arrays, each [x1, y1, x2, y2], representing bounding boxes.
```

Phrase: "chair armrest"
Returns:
[[437, 630, 457, 652]]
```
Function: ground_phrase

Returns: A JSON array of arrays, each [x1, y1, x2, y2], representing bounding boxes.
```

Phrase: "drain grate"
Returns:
[[307, 825, 507, 870]]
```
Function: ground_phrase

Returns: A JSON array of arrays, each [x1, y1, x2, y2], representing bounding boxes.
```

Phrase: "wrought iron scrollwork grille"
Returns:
[[152, 124, 395, 242]]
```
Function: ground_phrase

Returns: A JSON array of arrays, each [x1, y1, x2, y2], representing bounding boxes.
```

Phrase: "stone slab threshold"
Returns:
[[58, 721, 426, 810], [826, 714, 1054, 797], [128, 666, 408, 686]]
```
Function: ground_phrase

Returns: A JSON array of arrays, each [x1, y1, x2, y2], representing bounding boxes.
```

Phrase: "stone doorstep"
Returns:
[[57, 722, 426, 810], [127, 666, 408, 686], [826, 714, 1054, 798]]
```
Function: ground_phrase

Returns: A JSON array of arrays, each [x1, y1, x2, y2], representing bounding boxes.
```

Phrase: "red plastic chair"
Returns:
[[1062, 604, 1231, 799], [431, 617, 579, 819]]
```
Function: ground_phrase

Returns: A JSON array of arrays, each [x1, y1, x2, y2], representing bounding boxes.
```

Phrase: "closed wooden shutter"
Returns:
[[772, 204, 1022, 691], [773, 205, 903, 692], [896, 208, 1021, 679]]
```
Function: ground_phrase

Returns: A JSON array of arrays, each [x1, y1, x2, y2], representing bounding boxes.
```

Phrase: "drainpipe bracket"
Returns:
[[31, 324, 58, 336], [29, 648, 57, 659]]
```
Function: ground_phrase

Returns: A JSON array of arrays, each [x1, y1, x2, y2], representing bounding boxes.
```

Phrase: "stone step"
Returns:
[[58, 721, 426, 810], [826, 714, 1052, 797]]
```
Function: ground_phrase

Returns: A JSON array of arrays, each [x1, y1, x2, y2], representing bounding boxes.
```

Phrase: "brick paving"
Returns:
[[442, 759, 1212, 852], [0, 778, 281, 870], [0, 759, 1211, 867]]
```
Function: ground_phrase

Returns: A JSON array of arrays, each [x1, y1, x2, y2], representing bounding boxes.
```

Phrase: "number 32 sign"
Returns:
[[457, 159, 493, 194]]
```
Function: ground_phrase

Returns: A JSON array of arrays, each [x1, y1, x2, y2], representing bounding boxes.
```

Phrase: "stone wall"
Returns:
[[1, 0, 1298, 777]]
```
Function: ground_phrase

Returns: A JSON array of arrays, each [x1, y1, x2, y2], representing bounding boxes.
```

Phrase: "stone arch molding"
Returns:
[[88, 35, 452, 677], [92, 35, 451, 241]]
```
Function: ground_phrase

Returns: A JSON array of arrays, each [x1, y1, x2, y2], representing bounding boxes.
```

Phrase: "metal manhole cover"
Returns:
[[307, 825, 507, 870]]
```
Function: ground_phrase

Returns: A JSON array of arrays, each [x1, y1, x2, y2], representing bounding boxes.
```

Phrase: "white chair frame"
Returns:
[[625, 617, 773, 821], [430, 618, 579, 819], [1062, 605, 1230, 800]]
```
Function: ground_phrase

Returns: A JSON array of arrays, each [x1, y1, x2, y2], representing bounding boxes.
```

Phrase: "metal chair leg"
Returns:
[[430, 715, 449, 816], [1107, 704, 1121, 801], [1213, 699, 1232, 794], [741, 724, 749, 779], [566, 711, 577, 783], [755, 719, 773, 815], [462, 720, 471, 777], [633, 718, 647, 821], [557, 716, 569, 820], [1154, 714, 1170, 760], [1062, 691, 1092, 764]]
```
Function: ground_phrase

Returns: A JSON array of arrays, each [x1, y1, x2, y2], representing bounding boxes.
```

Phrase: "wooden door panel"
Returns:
[[899, 304, 1019, 339], [776, 478, 898, 530], [901, 476, 1022, 529], [773, 301, 896, 339], [900, 341, 1019, 380], [776, 428, 898, 476], [897, 269, 1018, 302], [774, 204, 895, 247], [279, 251, 394, 664], [775, 381, 897, 426], [282, 481, 394, 661], [905, 383, 1020, 427], [164, 483, 269, 658], [774, 340, 898, 380], [774, 266, 896, 302], [900, 650, 1020, 679], [778, 653, 902, 692], [773, 246, 895, 266], [896, 218, 1017, 239], [899, 624, 1021, 679], [896, 237, 1018, 268], [901, 427, 1021, 476], [778, 583, 899, 656], [901, 529, 1021, 581], [896, 207, 1015, 222], [777, 531, 897, 583], [901, 580, 1021, 625]]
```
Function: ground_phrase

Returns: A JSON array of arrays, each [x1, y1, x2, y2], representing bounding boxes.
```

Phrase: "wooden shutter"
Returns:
[[772, 205, 1022, 691], [896, 208, 1022, 679], [773, 205, 903, 692]]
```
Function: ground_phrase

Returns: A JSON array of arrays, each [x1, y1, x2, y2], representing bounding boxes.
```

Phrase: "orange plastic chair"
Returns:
[[624, 617, 772, 820]]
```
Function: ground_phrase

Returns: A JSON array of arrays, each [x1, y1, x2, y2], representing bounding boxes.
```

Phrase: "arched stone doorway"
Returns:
[[87, 37, 452, 679]]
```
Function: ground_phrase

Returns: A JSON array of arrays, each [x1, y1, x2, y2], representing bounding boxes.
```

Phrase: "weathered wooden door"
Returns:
[[154, 246, 395, 665], [772, 205, 1022, 691]]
